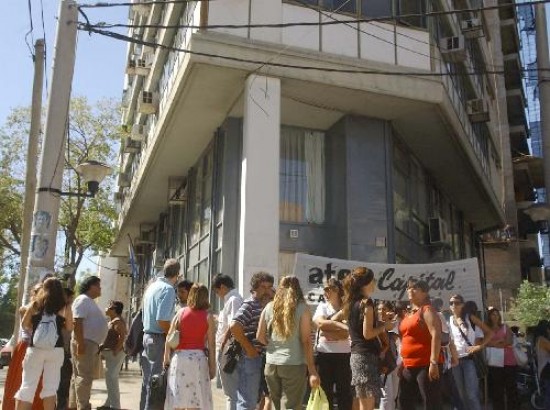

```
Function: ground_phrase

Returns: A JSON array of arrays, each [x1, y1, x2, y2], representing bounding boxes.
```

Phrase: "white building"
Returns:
[[109, 0, 538, 309]]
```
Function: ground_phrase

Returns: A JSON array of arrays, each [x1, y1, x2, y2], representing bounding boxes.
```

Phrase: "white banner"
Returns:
[[293, 253, 483, 308]]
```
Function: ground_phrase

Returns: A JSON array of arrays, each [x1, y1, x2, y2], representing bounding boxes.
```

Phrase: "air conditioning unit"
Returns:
[[123, 137, 141, 154], [131, 124, 145, 141], [118, 172, 131, 188], [131, 54, 153, 77], [467, 99, 490, 123], [429, 217, 449, 244], [137, 223, 156, 245], [461, 18, 484, 38], [440, 36, 466, 63], [138, 91, 159, 115]]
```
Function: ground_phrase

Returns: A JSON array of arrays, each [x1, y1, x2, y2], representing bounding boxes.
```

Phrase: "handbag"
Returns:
[[222, 338, 242, 374], [167, 308, 185, 350], [456, 320, 488, 379], [485, 347, 504, 367], [149, 367, 167, 408], [306, 387, 329, 410], [512, 335, 528, 367]]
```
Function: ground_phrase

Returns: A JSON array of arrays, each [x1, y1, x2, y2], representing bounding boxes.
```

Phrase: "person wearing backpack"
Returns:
[[14, 277, 73, 410]]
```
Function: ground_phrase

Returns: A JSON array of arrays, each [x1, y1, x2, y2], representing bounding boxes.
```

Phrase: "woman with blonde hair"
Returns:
[[163, 283, 216, 410], [257, 276, 320, 410], [334, 267, 394, 410]]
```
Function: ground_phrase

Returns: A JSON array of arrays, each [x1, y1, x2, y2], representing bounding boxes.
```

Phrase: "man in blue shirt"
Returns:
[[140, 259, 179, 410]]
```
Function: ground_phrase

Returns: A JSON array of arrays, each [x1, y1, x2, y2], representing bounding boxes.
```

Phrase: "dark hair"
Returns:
[[432, 297, 443, 311], [176, 279, 193, 291], [408, 279, 430, 293], [250, 271, 274, 292], [378, 300, 395, 312], [109, 300, 124, 315], [36, 277, 66, 314], [79, 276, 101, 295], [534, 320, 550, 340], [187, 283, 210, 310], [342, 267, 375, 320], [486, 307, 502, 328], [324, 277, 344, 299], [212, 274, 234, 290], [64, 287, 74, 298], [462, 300, 479, 329], [163, 259, 180, 278]]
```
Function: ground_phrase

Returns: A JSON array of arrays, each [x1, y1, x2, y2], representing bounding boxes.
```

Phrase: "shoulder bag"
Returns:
[[456, 319, 488, 379], [167, 308, 184, 349]]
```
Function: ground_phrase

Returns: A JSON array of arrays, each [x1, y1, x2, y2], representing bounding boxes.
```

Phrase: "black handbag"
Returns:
[[456, 320, 488, 379], [149, 367, 167, 409], [222, 338, 242, 374]]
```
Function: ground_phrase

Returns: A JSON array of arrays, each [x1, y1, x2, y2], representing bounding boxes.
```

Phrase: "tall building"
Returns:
[[108, 0, 542, 310]]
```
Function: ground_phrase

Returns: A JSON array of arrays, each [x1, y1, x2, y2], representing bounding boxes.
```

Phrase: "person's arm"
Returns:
[[469, 315, 493, 353], [299, 308, 320, 389], [21, 302, 37, 331], [207, 313, 216, 379], [230, 321, 258, 358], [539, 336, 550, 353], [73, 318, 86, 356], [423, 307, 442, 381], [157, 289, 176, 335], [363, 305, 393, 340], [163, 315, 179, 368], [449, 339, 459, 367], [61, 305, 74, 332], [256, 309, 268, 346]]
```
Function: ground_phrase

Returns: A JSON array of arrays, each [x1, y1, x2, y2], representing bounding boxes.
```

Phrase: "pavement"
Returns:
[[0, 359, 227, 410]]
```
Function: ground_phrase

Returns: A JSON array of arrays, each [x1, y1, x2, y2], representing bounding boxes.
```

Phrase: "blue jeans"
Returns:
[[140, 333, 166, 410], [452, 357, 482, 410], [236, 355, 262, 410], [218, 348, 239, 410]]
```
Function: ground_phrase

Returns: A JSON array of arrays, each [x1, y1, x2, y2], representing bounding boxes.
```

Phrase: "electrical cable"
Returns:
[[79, 0, 216, 8], [24, 0, 35, 58], [77, 23, 550, 78], [39, 0, 49, 94]]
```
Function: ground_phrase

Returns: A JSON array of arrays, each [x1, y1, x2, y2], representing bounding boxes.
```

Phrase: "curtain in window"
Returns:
[[280, 127, 325, 223], [305, 130, 325, 224]]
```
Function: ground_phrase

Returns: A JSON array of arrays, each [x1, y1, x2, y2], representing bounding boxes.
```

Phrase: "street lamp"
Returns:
[[38, 160, 111, 198]]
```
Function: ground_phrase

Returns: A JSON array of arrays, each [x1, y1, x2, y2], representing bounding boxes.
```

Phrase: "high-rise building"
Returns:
[[108, 0, 543, 309]]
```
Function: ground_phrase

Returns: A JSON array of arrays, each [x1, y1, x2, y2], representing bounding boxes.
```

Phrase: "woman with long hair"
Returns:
[[312, 278, 352, 410], [257, 276, 320, 410], [448, 295, 492, 410], [398, 280, 443, 410], [335, 267, 393, 410], [163, 283, 216, 410], [14, 277, 73, 410], [485, 307, 519, 409], [533, 320, 550, 409]]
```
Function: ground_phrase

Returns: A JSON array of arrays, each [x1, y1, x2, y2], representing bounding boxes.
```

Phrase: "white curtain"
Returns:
[[305, 130, 325, 224], [280, 126, 325, 224]]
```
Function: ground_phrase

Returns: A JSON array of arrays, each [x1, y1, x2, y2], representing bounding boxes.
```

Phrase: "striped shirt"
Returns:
[[232, 296, 263, 349]]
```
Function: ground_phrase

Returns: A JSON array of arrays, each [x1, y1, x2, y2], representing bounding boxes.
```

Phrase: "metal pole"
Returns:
[[14, 39, 45, 339], [536, 3, 550, 200], [23, 0, 78, 299]]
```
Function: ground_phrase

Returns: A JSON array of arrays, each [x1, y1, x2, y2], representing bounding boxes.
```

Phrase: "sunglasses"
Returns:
[[449, 301, 463, 306]]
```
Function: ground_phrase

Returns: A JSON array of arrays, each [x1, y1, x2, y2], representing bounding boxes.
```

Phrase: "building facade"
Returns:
[[109, 0, 541, 310]]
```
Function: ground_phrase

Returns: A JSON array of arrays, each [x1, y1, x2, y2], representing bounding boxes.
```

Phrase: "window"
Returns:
[[280, 126, 325, 224]]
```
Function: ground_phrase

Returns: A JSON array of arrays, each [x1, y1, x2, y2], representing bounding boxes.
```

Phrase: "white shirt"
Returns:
[[72, 294, 108, 345], [215, 288, 243, 348], [312, 302, 351, 354], [449, 316, 483, 357]]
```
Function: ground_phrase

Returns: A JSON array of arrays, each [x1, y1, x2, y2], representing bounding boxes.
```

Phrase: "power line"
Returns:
[[79, 0, 216, 8], [39, 0, 49, 94], [24, 0, 35, 58], [78, 23, 550, 78]]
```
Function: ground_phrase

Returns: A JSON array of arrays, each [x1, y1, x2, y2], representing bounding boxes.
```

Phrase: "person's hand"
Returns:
[[451, 355, 459, 367], [309, 373, 320, 389], [76, 341, 86, 356], [467, 345, 482, 355], [384, 320, 396, 331], [209, 364, 216, 380], [428, 363, 440, 381]]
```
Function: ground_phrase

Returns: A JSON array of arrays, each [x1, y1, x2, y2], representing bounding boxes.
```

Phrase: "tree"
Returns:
[[0, 97, 120, 289], [510, 280, 550, 327]]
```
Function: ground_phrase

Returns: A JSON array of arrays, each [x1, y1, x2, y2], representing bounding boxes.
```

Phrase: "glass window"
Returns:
[[280, 126, 326, 224]]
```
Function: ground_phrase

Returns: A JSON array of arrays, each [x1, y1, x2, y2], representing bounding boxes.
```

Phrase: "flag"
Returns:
[[128, 234, 139, 279]]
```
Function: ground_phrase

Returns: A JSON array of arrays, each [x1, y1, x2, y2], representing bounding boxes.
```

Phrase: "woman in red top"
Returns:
[[163, 284, 216, 410], [398, 279, 443, 410]]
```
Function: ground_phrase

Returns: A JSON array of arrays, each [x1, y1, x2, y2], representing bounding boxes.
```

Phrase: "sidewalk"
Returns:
[[90, 360, 226, 410]]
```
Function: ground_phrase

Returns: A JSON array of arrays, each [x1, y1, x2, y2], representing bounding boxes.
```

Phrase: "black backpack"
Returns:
[[124, 310, 144, 356]]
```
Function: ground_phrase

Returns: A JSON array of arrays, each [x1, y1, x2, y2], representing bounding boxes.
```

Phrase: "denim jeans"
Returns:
[[452, 357, 482, 410], [236, 355, 262, 410], [102, 350, 126, 409], [217, 347, 239, 410], [140, 333, 166, 410]]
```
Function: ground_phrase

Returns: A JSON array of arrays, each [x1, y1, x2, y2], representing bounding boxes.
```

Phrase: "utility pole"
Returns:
[[23, 0, 78, 300], [13, 39, 45, 338], [536, 3, 550, 200]]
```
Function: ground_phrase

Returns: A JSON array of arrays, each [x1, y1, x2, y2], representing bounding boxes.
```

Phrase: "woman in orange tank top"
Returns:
[[398, 279, 443, 410]]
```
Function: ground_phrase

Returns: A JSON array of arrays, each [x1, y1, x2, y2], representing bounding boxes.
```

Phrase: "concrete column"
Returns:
[[238, 75, 281, 295]]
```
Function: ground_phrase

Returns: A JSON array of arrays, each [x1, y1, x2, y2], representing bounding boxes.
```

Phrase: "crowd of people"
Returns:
[[2, 259, 550, 410]]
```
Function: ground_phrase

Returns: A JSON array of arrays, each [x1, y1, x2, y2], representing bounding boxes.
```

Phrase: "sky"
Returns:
[[2, 0, 129, 275]]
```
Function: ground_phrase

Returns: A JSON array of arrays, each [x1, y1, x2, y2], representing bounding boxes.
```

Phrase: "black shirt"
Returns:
[[349, 299, 381, 355]]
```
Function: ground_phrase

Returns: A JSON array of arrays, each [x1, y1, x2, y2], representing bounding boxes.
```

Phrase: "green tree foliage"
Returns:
[[510, 280, 550, 326], [0, 97, 120, 289]]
